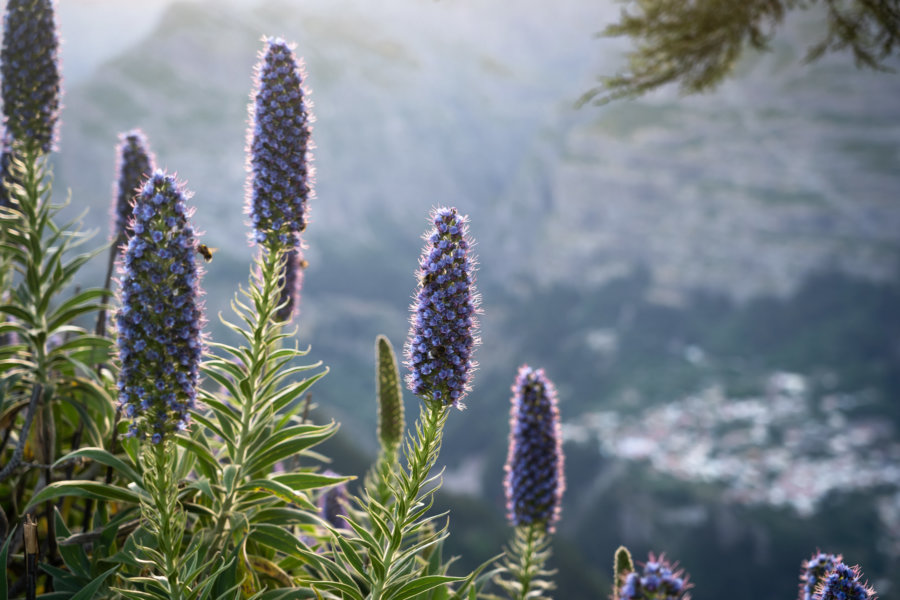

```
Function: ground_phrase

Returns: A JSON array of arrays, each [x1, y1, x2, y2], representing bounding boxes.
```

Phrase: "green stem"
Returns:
[[145, 441, 186, 600], [205, 246, 284, 562], [517, 524, 538, 600], [508, 522, 551, 600], [370, 402, 447, 600]]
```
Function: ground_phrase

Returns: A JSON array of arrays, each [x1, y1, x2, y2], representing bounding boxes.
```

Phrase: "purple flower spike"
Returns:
[[620, 555, 690, 600], [1, 0, 61, 153], [115, 170, 204, 442], [404, 207, 480, 407], [112, 129, 156, 242], [318, 472, 349, 530], [275, 244, 305, 322], [246, 37, 314, 250], [800, 553, 840, 600], [816, 563, 875, 600], [503, 366, 564, 533]]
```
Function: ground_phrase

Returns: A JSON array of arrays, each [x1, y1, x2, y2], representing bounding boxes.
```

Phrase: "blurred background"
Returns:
[[35, 0, 900, 597]]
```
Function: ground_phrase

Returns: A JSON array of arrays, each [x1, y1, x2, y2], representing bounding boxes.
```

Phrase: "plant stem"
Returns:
[[370, 402, 448, 600], [505, 522, 552, 600], [205, 246, 283, 562], [516, 523, 539, 600], [145, 441, 185, 600]]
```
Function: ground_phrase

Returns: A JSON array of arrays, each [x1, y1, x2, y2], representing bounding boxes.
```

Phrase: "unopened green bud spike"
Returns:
[[614, 545, 634, 600], [376, 334, 404, 452]]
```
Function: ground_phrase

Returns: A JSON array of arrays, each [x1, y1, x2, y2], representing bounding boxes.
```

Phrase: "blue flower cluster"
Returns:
[[815, 562, 875, 600], [800, 553, 840, 600], [1, 0, 60, 153], [620, 556, 689, 600], [503, 366, 564, 533], [405, 207, 479, 407], [275, 246, 304, 322], [318, 473, 349, 530], [115, 170, 203, 442], [112, 129, 155, 242], [246, 37, 313, 250]]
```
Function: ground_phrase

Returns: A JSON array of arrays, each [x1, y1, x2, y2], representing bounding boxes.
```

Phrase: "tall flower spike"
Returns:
[[1, 0, 61, 153], [115, 170, 204, 443], [405, 207, 479, 407], [274, 244, 304, 322], [816, 563, 875, 600], [246, 37, 314, 250], [112, 129, 156, 242], [503, 366, 565, 533], [619, 555, 690, 600], [800, 552, 840, 600]]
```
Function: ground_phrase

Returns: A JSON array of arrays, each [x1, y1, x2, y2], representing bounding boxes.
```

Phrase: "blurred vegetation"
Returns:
[[582, 0, 900, 104]]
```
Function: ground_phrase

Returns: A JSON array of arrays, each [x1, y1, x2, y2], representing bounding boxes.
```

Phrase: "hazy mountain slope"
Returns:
[[26, 2, 900, 598]]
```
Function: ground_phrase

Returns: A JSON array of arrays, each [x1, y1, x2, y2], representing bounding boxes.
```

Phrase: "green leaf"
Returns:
[[53, 508, 89, 576], [238, 479, 316, 511], [270, 471, 351, 492], [244, 422, 337, 474], [248, 507, 310, 525], [386, 576, 462, 600], [68, 566, 118, 600], [47, 331, 110, 356], [254, 590, 316, 600], [0, 525, 15, 600], [245, 423, 331, 458], [270, 369, 328, 414], [250, 524, 307, 557], [0, 303, 33, 323], [54, 447, 141, 484], [24, 480, 140, 511], [332, 534, 366, 579], [291, 546, 362, 599], [175, 435, 220, 481], [46, 289, 106, 332], [60, 399, 105, 447]]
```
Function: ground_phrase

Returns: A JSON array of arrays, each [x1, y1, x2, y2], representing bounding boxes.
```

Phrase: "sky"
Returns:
[[56, 0, 266, 80]]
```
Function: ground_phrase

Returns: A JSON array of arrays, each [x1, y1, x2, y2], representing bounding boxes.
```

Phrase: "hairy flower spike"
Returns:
[[404, 207, 480, 407], [816, 563, 875, 600], [112, 129, 155, 242], [619, 555, 690, 600], [1, 0, 61, 153], [800, 553, 840, 600], [246, 37, 314, 250], [115, 170, 204, 442], [503, 366, 564, 533]]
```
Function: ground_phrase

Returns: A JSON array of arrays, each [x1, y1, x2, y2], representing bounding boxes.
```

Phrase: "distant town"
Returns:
[[565, 372, 900, 557]]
